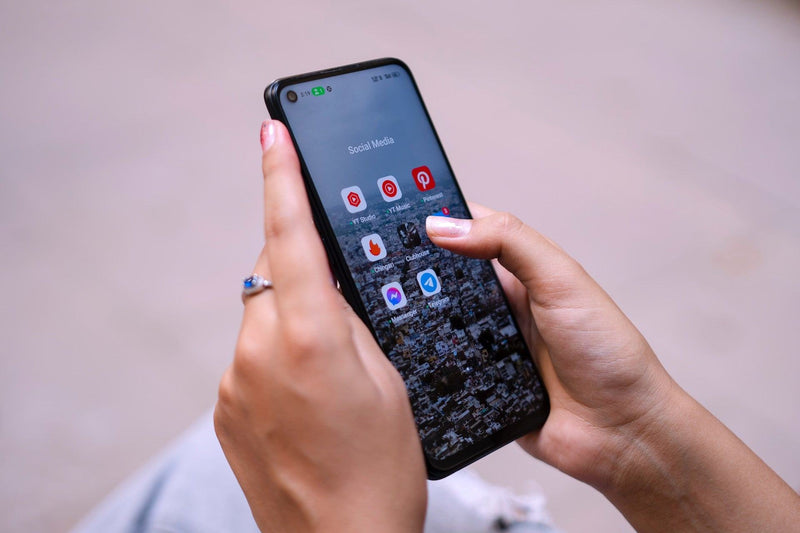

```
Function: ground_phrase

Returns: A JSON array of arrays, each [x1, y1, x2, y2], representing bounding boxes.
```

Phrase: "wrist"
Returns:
[[310, 487, 426, 533], [254, 497, 425, 533], [599, 382, 701, 528], [590, 372, 693, 494], [600, 382, 800, 532]]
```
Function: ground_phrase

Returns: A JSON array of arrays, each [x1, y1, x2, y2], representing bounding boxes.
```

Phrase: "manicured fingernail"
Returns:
[[426, 216, 472, 237], [260, 120, 276, 152]]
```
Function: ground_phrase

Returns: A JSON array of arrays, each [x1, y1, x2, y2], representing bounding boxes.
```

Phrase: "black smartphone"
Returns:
[[264, 58, 549, 479]]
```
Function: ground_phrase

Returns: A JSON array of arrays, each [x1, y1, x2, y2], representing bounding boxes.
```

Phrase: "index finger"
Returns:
[[259, 120, 342, 320]]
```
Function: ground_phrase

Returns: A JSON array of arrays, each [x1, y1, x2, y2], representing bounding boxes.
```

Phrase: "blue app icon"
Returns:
[[416, 269, 441, 297]]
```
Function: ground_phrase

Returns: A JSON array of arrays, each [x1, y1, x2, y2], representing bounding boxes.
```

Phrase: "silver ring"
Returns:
[[241, 274, 274, 302]]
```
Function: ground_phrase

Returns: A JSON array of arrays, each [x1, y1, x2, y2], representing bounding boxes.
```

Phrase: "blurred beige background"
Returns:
[[1, 1, 799, 531]]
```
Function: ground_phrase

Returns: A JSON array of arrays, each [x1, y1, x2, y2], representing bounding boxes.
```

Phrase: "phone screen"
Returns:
[[273, 61, 547, 467]]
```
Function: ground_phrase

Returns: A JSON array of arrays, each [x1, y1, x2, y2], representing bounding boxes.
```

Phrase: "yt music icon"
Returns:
[[412, 165, 436, 192], [381, 281, 407, 310], [341, 186, 366, 213], [377, 176, 402, 202]]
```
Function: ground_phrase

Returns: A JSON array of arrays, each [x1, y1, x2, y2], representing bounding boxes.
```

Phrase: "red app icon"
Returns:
[[412, 165, 436, 191], [340, 186, 366, 213], [361, 233, 387, 262], [377, 176, 402, 202]]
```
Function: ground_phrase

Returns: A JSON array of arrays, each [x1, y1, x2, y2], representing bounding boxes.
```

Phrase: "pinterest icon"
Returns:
[[377, 176, 402, 202], [412, 165, 436, 191]]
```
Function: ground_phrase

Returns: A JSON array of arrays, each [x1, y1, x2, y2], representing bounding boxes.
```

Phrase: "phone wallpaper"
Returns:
[[281, 65, 546, 461]]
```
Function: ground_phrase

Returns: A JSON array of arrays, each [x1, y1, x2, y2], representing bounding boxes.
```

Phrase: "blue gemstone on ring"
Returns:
[[241, 274, 272, 302]]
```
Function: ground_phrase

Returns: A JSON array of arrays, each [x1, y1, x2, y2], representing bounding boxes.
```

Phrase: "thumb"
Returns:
[[425, 212, 598, 309]]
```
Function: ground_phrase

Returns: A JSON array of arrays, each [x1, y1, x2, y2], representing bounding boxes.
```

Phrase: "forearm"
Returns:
[[604, 387, 800, 532]]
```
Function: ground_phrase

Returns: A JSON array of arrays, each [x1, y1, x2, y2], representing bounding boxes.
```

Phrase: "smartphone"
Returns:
[[264, 58, 549, 479]]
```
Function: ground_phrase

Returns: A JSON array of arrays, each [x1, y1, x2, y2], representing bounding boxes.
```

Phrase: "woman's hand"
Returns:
[[428, 204, 675, 490], [427, 206, 799, 532], [214, 120, 426, 533]]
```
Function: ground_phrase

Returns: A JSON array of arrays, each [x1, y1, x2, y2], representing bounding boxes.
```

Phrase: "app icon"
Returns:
[[377, 176, 402, 202], [397, 222, 421, 248], [361, 233, 387, 262], [381, 281, 408, 310], [341, 186, 366, 213], [431, 206, 451, 217], [412, 165, 436, 191], [416, 269, 441, 297]]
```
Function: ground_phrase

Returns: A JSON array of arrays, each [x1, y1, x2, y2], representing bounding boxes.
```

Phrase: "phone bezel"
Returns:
[[264, 57, 549, 479]]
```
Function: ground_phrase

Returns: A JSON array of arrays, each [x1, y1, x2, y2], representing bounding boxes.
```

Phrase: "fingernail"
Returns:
[[426, 216, 472, 237], [260, 120, 276, 152]]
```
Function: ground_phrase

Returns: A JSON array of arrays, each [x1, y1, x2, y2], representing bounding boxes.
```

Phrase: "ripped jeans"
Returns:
[[73, 411, 558, 533]]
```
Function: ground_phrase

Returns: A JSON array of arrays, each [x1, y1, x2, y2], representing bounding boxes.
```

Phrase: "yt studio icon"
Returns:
[[341, 186, 366, 213], [412, 165, 436, 192], [377, 176, 402, 202], [381, 281, 407, 310]]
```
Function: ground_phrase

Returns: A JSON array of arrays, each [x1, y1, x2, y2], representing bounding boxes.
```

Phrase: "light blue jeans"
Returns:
[[73, 411, 558, 533]]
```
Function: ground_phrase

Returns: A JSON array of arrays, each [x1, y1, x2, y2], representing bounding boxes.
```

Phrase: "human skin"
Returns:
[[214, 120, 426, 533], [426, 208, 800, 532], [215, 120, 799, 532]]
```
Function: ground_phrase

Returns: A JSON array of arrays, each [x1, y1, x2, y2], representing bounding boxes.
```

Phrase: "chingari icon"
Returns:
[[361, 233, 387, 262], [412, 165, 436, 191], [368, 239, 381, 256]]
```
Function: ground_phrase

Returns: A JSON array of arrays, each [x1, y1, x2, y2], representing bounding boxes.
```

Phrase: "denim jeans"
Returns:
[[73, 411, 558, 533]]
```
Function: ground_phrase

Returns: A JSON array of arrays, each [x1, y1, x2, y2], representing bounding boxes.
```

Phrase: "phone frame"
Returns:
[[264, 57, 549, 479]]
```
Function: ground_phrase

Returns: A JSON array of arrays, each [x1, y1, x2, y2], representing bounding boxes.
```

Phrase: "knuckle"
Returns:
[[494, 211, 524, 234], [213, 404, 239, 449], [263, 206, 294, 240], [212, 405, 228, 441], [233, 334, 267, 376], [216, 366, 237, 407], [214, 369, 240, 444], [281, 317, 325, 357]]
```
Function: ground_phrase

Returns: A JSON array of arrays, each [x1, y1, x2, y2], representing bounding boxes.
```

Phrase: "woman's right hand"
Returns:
[[214, 121, 427, 533], [427, 204, 799, 532]]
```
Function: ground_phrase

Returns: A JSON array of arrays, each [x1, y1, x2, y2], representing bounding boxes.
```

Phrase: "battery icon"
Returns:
[[311, 86, 325, 96]]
